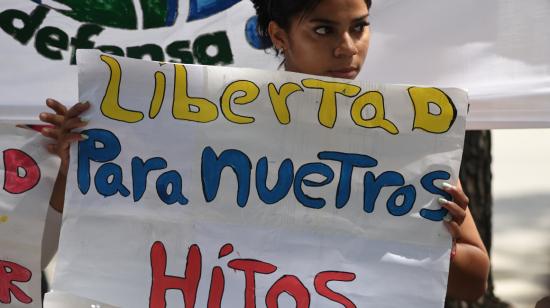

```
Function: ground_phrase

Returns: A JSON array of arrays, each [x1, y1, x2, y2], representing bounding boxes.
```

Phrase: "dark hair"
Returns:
[[251, 0, 372, 49]]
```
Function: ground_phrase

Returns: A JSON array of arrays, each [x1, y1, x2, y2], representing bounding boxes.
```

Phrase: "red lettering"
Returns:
[[148, 242, 358, 307], [218, 243, 233, 258], [207, 266, 224, 308], [314, 271, 356, 308], [207, 243, 234, 307], [0, 260, 33, 304], [265, 275, 310, 308], [3, 149, 40, 194], [149, 241, 201, 308], [228, 259, 277, 308]]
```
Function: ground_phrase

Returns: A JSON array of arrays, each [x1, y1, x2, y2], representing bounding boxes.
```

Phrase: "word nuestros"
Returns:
[[78, 129, 451, 222]]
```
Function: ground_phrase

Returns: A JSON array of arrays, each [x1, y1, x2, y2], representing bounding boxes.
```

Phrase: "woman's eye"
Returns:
[[353, 22, 370, 32], [314, 26, 331, 35]]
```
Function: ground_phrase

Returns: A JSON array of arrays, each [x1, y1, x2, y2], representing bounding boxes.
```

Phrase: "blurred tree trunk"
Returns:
[[445, 131, 511, 308]]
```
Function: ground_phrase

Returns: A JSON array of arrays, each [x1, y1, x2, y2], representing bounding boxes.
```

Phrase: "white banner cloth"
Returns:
[[0, 123, 58, 307], [0, 0, 549, 128]]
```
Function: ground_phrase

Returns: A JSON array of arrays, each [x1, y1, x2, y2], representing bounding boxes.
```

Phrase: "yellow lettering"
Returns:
[[302, 79, 361, 128], [408, 87, 457, 133], [99, 55, 144, 123], [149, 71, 166, 119], [267, 82, 303, 125], [220, 80, 259, 124], [173, 64, 218, 123], [351, 91, 399, 134]]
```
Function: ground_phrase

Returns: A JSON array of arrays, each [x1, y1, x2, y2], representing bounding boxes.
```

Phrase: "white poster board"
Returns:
[[48, 50, 468, 307], [0, 124, 58, 308]]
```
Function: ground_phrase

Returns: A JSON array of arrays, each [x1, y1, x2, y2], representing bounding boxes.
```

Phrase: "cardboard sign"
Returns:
[[0, 124, 58, 308], [47, 50, 468, 307]]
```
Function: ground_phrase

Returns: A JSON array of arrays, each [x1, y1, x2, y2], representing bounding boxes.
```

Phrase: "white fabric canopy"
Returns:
[[0, 0, 548, 129], [362, 0, 550, 129]]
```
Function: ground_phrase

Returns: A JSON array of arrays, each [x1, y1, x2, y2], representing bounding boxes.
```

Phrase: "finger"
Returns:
[[46, 143, 69, 160], [444, 221, 461, 240], [438, 198, 466, 225], [40, 127, 61, 140], [46, 143, 57, 155], [442, 183, 469, 209], [39, 112, 65, 127], [46, 98, 68, 115], [62, 116, 88, 132], [58, 133, 87, 151], [66, 101, 91, 118]]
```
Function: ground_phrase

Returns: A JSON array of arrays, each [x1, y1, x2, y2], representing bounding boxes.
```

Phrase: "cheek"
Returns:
[[288, 38, 331, 73], [357, 39, 370, 60], [361, 32, 371, 53]]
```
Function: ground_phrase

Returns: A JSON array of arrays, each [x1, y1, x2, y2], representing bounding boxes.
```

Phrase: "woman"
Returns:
[[40, 0, 490, 302]]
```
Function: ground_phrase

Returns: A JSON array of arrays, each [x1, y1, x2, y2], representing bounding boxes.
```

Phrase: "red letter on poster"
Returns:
[[314, 271, 357, 308], [149, 241, 201, 308], [265, 275, 310, 308], [3, 149, 40, 194], [228, 259, 277, 308], [0, 260, 33, 304]]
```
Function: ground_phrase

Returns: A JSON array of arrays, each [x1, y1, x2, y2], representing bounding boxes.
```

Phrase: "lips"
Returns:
[[327, 67, 359, 79]]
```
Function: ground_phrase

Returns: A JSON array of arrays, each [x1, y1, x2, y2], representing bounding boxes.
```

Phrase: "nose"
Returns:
[[334, 32, 358, 57]]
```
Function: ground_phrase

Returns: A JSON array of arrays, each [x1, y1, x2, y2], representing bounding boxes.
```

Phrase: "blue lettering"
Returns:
[[78, 129, 121, 194], [201, 147, 252, 207], [420, 170, 452, 221], [363, 171, 404, 213], [131, 157, 167, 202], [294, 163, 334, 209], [156, 171, 189, 205], [386, 185, 416, 216], [255, 157, 294, 204], [94, 162, 130, 197], [318, 151, 377, 208]]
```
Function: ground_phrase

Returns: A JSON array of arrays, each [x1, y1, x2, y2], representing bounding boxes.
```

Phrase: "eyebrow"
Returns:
[[309, 14, 369, 25]]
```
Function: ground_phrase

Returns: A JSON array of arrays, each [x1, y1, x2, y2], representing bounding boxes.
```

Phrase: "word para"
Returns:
[[149, 241, 357, 308], [77, 129, 451, 221], [98, 55, 457, 134]]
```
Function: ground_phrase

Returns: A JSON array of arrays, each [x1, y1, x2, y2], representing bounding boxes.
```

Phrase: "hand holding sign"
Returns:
[[39, 98, 90, 172]]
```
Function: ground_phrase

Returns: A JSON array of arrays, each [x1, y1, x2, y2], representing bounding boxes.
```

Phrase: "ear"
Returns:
[[268, 21, 289, 51]]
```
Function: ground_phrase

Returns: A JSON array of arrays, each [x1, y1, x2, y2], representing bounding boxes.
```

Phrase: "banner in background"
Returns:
[[0, 124, 58, 308], [0, 0, 548, 128], [47, 50, 468, 307]]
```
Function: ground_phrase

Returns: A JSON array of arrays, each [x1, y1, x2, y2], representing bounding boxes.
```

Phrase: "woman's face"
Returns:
[[270, 0, 370, 80]]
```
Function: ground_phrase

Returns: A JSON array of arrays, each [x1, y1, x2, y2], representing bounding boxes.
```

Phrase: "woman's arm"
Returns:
[[40, 99, 90, 213], [447, 207, 490, 300], [49, 167, 68, 213], [440, 182, 490, 301]]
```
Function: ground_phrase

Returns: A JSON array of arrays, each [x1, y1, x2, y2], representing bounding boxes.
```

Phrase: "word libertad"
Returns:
[[98, 54, 458, 135]]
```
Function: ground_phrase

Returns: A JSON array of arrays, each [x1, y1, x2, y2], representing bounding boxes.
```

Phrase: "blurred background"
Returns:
[[492, 129, 550, 308]]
